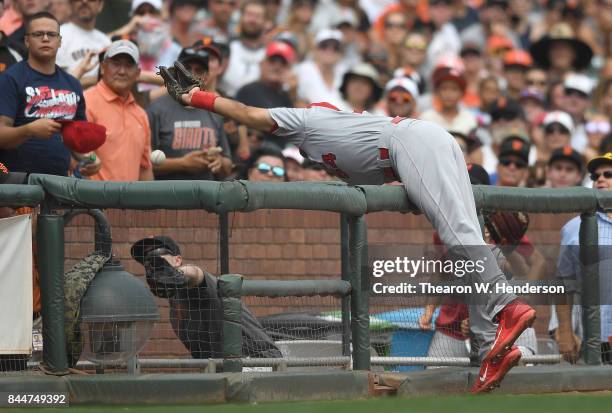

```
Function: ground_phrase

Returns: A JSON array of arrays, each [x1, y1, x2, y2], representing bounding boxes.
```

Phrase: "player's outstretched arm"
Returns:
[[182, 87, 276, 133], [159, 63, 277, 132]]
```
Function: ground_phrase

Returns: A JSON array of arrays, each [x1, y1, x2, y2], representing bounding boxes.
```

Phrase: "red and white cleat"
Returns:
[[485, 299, 536, 363], [470, 346, 522, 394]]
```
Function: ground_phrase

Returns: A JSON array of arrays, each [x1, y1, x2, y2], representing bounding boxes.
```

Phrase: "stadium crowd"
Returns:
[[1, 0, 612, 185]]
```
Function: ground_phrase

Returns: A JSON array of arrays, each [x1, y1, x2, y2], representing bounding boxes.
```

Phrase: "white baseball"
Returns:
[[151, 150, 166, 165]]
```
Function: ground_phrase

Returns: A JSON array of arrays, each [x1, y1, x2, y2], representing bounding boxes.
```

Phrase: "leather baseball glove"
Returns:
[[484, 211, 530, 247], [157, 61, 201, 104]]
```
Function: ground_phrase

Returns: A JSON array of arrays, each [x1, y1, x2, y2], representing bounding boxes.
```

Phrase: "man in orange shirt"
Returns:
[[84, 39, 153, 181]]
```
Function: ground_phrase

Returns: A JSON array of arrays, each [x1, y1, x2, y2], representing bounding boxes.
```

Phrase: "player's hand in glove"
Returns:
[[484, 211, 529, 252], [157, 61, 203, 105]]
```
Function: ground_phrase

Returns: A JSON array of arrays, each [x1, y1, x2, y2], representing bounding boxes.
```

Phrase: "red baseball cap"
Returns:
[[487, 35, 513, 54], [265, 41, 296, 64], [60, 120, 107, 153], [503, 49, 533, 68], [432, 65, 466, 91]]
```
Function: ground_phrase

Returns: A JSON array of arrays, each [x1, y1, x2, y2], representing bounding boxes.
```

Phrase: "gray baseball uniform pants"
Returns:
[[384, 119, 517, 360], [425, 328, 537, 369]]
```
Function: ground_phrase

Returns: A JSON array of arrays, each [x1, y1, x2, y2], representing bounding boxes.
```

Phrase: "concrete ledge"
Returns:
[[0, 371, 370, 405], [393, 365, 612, 396], [388, 368, 470, 396], [66, 374, 227, 405], [3, 366, 612, 404], [226, 371, 371, 403], [0, 375, 68, 393]]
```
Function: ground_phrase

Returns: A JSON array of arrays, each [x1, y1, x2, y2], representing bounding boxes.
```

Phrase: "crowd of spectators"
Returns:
[[1, 0, 612, 185]]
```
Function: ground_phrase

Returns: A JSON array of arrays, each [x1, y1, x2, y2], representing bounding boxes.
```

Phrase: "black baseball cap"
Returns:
[[0, 162, 27, 184], [499, 136, 530, 164], [548, 146, 584, 171], [191, 37, 223, 61], [489, 98, 525, 122], [131, 236, 181, 264], [178, 47, 210, 69], [467, 163, 490, 185]]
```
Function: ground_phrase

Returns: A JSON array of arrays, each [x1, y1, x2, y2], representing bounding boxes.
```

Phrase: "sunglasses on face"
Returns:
[[590, 170, 612, 181], [318, 40, 341, 52], [26, 31, 60, 40], [545, 124, 570, 135], [256, 162, 285, 177], [500, 158, 527, 169], [585, 121, 610, 134]]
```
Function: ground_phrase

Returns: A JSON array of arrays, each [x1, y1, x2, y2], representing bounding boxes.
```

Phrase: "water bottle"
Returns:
[[72, 153, 97, 179]]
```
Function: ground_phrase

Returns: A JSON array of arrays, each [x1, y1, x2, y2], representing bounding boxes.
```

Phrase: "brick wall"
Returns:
[[63, 209, 576, 359]]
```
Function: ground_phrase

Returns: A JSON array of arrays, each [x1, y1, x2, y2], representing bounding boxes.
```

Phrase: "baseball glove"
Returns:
[[157, 61, 200, 104], [484, 211, 530, 247]]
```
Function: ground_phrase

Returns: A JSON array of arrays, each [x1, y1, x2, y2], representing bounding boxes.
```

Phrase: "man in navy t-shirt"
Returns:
[[0, 11, 87, 176]]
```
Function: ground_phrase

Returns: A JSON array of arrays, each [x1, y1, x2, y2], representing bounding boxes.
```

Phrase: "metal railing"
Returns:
[[2, 176, 612, 373]]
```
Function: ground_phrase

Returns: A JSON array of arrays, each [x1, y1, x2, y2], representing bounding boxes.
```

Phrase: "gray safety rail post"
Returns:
[[218, 274, 243, 372], [37, 202, 69, 375], [340, 213, 351, 357], [579, 212, 601, 365], [348, 215, 370, 370], [219, 212, 230, 274]]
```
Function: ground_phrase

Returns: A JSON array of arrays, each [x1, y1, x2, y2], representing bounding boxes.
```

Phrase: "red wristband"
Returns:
[[191, 91, 219, 111]]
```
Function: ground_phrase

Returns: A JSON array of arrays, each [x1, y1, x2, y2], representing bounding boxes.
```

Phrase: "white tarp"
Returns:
[[0, 214, 33, 354]]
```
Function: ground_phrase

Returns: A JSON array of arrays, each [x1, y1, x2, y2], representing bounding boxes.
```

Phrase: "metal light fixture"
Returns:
[[80, 261, 160, 364]]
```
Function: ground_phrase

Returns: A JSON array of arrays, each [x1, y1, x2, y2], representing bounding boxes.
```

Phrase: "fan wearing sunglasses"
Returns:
[[588, 152, 612, 189], [246, 146, 286, 182], [556, 152, 612, 366], [496, 136, 530, 187], [384, 77, 418, 118]]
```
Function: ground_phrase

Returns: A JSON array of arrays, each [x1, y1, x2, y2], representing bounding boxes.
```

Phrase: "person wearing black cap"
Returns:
[[130, 236, 282, 360], [146, 43, 232, 181], [191, 37, 225, 93], [487, 98, 529, 165], [546, 146, 584, 188], [496, 136, 530, 187]]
